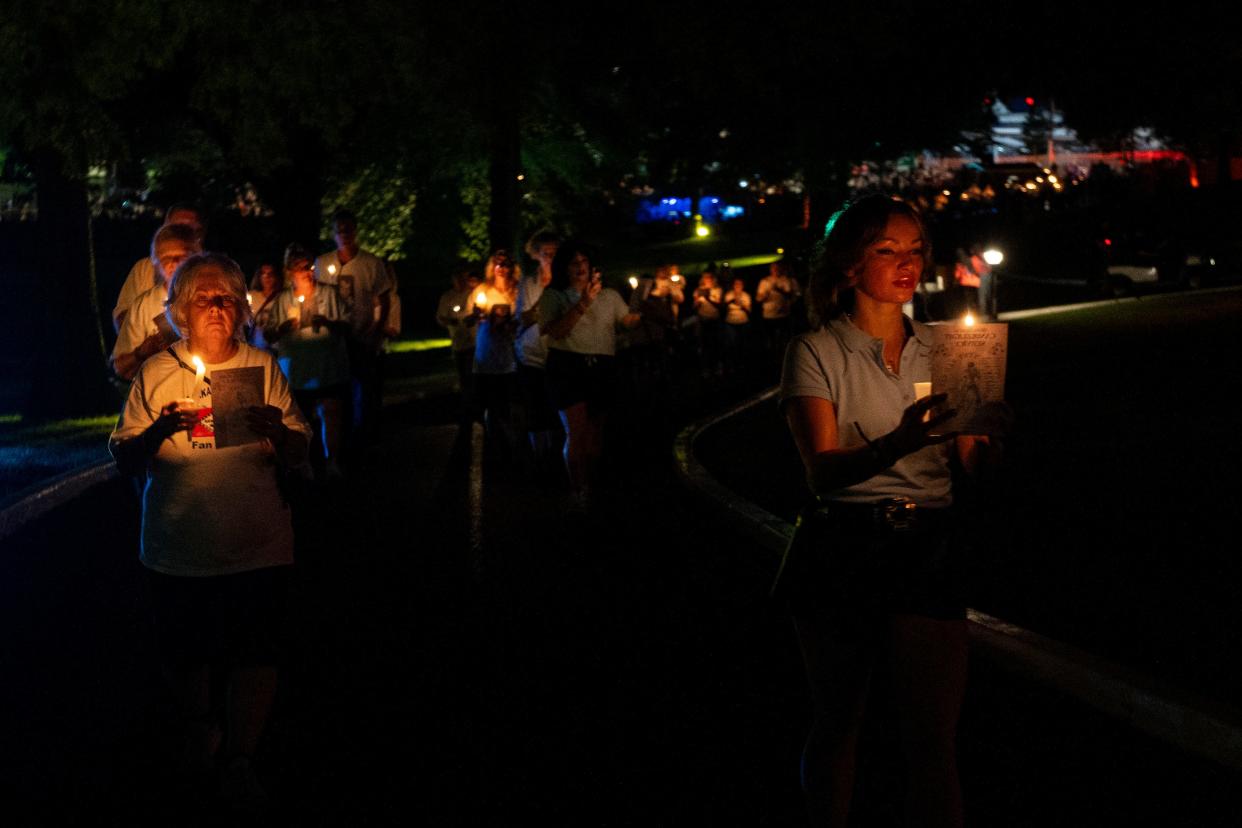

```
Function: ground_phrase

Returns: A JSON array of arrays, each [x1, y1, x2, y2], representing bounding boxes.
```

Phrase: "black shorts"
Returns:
[[146, 566, 291, 668], [545, 349, 616, 414], [517, 363, 560, 431], [776, 502, 966, 621]]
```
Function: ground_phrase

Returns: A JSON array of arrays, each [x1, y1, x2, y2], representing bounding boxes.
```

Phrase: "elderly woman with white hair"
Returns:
[[110, 252, 310, 807]]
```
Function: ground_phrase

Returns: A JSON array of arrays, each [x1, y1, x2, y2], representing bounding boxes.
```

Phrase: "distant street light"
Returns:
[[982, 248, 1004, 266]]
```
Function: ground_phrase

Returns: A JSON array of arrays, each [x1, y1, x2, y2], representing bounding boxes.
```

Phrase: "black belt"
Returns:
[[812, 497, 952, 534]]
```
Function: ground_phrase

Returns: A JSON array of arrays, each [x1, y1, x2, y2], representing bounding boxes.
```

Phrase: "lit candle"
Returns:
[[475, 290, 489, 312], [963, 312, 975, 327], [293, 294, 305, 325], [670, 274, 682, 284], [186, 355, 206, 422], [327, 263, 337, 277], [246, 292, 253, 308]]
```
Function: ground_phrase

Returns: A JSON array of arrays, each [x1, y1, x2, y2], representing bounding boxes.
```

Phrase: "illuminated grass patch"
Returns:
[[386, 338, 452, 354]]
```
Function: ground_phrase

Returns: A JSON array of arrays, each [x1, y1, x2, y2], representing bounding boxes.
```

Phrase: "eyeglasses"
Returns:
[[192, 294, 240, 310]]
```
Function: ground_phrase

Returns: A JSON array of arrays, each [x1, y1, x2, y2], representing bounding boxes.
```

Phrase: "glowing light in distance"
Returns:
[[982, 249, 1004, 266], [628, 276, 639, 289], [670, 274, 682, 283], [327, 264, 337, 276], [696, 225, 710, 238], [738, 179, 748, 188]]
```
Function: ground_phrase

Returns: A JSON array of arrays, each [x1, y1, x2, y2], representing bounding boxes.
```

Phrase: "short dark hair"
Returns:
[[549, 240, 595, 291], [331, 208, 358, 227], [806, 194, 930, 329]]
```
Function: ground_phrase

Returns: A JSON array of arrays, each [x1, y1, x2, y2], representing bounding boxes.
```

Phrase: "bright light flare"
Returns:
[[982, 249, 1004, 266], [963, 312, 976, 327]]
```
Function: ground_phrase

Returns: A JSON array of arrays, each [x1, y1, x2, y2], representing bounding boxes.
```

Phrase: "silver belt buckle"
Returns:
[[876, 497, 917, 532]]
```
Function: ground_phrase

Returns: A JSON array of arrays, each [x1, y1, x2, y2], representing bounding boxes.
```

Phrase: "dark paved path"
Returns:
[[4, 332, 1242, 825]]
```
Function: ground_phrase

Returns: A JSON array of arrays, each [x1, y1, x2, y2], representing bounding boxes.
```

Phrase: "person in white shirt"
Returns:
[[516, 230, 562, 475], [264, 244, 351, 481], [756, 259, 803, 360], [435, 268, 482, 419], [315, 209, 394, 447], [537, 241, 641, 502], [111, 203, 205, 333], [110, 223, 201, 380], [110, 252, 310, 803], [692, 268, 725, 376], [722, 276, 752, 375]]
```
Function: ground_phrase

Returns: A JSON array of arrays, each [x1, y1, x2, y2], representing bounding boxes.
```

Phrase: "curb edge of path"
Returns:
[[0, 459, 118, 544], [672, 384, 1242, 772]]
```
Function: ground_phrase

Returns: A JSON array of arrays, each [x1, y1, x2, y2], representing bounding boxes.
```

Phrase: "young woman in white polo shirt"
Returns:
[[537, 241, 640, 502], [778, 195, 1004, 827]]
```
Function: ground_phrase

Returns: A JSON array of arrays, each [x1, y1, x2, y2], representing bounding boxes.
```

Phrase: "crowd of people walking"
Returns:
[[437, 233, 807, 503]]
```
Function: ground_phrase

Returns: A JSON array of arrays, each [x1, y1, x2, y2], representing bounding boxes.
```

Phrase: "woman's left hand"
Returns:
[[246, 405, 287, 443]]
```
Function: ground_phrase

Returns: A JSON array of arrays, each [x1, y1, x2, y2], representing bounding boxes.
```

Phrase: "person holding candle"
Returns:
[[111, 202, 206, 334], [264, 244, 351, 482], [515, 230, 563, 479], [756, 258, 802, 361], [247, 261, 284, 351], [778, 195, 1002, 828], [314, 208, 395, 449], [109, 252, 311, 809], [110, 223, 201, 381], [722, 275, 752, 376], [436, 267, 483, 421], [537, 241, 641, 504], [472, 249, 521, 456]]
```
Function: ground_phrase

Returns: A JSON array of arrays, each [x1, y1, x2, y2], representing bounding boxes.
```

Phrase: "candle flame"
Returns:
[[246, 292, 253, 306], [670, 274, 682, 283], [476, 291, 487, 304], [297, 295, 305, 304], [452, 305, 461, 313], [190, 355, 205, 383], [963, 312, 976, 327], [327, 264, 337, 275]]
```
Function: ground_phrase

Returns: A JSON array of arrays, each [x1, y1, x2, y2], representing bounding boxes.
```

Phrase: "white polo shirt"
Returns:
[[779, 315, 952, 507]]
